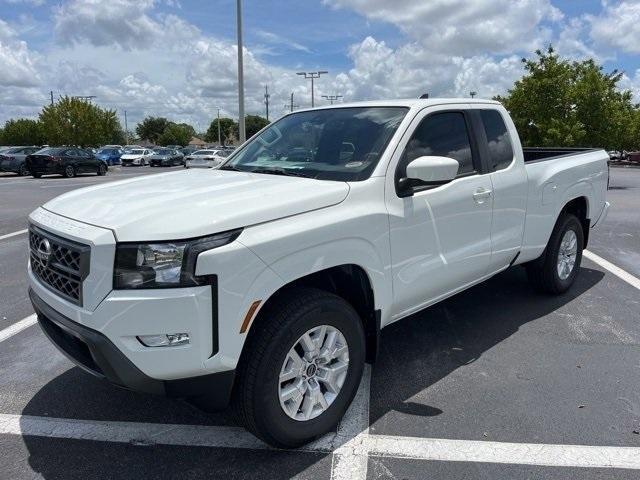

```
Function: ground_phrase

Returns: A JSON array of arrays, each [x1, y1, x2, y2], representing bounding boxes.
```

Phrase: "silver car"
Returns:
[[184, 149, 228, 169], [0, 146, 42, 175]]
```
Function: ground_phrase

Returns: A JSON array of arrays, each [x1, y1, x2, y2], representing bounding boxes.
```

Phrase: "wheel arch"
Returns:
[[560, 196, 590, 247]]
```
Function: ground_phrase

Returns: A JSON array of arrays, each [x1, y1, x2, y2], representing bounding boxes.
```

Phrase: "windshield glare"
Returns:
[[224, 107, 408, 181]]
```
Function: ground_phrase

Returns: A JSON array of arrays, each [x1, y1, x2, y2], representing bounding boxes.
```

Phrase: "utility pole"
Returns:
[[296, 71, 328, 108], [217, 107, 222, 146], [264, 85, 270, 121], [236, 0, 246, 143], [470, 91, 477, 99], [284, 92, 299, 113], [322, 94, 342, 105], [50, 91, 54, 106]]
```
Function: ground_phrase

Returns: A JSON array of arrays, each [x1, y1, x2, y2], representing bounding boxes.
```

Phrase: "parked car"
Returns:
[[180, 146, 198, 156], [95, 147, 123, 166], [27, 99, 609, 448], [184, 149, 227, 169], [0, 146, 42, 175], [25, 147, 107, 178], [120, 148, 154, 166], [149, 148, 184, 167]]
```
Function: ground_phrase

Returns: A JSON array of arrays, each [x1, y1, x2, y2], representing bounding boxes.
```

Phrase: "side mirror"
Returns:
[[398, 156, 459, 196]]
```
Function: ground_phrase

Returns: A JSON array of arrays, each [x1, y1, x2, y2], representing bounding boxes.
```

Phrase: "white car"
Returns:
[[184, 149, 227, 169], [120, 148, 154, 166], [27, 98, 609, 448]]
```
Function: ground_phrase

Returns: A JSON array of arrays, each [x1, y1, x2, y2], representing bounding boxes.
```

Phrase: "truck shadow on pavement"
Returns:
[[19, 265, 604, 479]]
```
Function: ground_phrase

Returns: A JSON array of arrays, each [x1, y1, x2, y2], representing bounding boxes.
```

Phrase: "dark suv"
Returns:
[[26, 147, 108, 178]]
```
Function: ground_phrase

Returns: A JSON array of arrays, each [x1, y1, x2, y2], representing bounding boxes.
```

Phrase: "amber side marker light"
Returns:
[[240, 300, 261, 333]]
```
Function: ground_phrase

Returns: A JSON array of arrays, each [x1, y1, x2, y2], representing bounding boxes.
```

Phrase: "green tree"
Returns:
[[135, 116, 169, 144], [204, 117, 238, 145], [39, 96, 124, 147], [245, 115, 270, 139], [496, 46, 640, 150], [157, 123, 192, 146], [0, 118, 45, 145]]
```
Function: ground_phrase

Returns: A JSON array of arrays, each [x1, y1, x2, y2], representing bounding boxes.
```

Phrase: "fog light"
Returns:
[[137, 333, 190, 347]]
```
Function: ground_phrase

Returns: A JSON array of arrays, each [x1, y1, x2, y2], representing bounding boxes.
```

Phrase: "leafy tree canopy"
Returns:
[[135, 116, 169, 144], [205, 117, 238, 145], [39, 96, 124, 147], [496, 46, 639, 150], [157, 122, 192, 146], [0, 118, 45, 146], [245, 115, 270, 139]]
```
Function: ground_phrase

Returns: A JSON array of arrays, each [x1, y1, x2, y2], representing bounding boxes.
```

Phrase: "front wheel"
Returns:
[[233, 288, 365, 448], [526, 213, 584, 294], [97, 163, 107, 176], [18, 164, 29, 176]]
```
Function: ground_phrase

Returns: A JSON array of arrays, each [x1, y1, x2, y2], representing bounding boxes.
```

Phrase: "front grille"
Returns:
[[29, 226, 90, 305]]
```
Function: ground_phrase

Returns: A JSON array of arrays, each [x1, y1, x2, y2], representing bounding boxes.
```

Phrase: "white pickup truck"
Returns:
[[27, 98, 609, 447]]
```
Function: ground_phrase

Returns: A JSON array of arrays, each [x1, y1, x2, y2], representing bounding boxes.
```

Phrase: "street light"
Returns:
[[236, 0, 246, 143], [470, 91, 477, 99], [322, 95, 342, 105], [297, 71, 328, 108], [216, 107, 221, 146]]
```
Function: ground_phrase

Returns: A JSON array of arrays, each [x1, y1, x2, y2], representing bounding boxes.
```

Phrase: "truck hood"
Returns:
[[42, 170, 350, 241]]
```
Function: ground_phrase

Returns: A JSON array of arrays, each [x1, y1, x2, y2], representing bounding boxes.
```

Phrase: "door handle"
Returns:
[[473, 188, 492, 204]]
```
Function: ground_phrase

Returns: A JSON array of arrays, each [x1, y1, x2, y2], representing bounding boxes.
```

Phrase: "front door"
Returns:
[[386, 108, 494, 320]]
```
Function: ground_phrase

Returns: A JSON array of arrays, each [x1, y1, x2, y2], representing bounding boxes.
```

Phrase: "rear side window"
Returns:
[[400, 112, 475, 178], [480, 110, 514, 171]]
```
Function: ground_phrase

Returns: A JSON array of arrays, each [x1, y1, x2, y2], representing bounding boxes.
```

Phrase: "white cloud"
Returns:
[[324, 0, 562, 55], [0, 19, 41, 88], [588, 0, 640, 54]]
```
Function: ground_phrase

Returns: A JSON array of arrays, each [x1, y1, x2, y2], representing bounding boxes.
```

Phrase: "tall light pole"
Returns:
[[297, 71, 328, 108], [236, 0, 246, 143], [322, 94, 342, 105], [124, 110, 129, 144], [470, 91, 477, 99], [284, 92, 299, 113]]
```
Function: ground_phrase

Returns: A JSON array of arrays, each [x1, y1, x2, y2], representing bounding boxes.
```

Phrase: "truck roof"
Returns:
[[293, 98, 501, 113]]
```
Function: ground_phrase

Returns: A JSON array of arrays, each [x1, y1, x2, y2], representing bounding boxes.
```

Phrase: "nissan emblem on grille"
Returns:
[[29, 226, 90, 306]]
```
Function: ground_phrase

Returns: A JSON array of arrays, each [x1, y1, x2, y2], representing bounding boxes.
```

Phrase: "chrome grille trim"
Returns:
[[29, 225, 90, 306]]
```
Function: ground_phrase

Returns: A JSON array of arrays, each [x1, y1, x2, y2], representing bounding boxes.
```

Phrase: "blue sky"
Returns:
[[1, 0, 640, 129]]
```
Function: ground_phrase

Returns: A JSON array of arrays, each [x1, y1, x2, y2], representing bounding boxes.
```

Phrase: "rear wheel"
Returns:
[[233, 288, 365, 448], [32, 172, 42, 178], [18, 164, 29, 176], [63, 165, 76, 178], [97, 163, 107, 176], [526, 213, 584, 294]]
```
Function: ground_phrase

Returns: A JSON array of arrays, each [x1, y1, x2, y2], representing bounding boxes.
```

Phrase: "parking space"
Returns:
[[0, 166, 639, 479]]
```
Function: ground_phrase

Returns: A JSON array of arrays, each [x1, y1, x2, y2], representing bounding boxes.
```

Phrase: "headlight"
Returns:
[[113, 229, 241, 289]]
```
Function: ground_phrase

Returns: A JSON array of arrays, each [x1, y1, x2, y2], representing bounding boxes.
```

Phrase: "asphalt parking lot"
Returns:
[[0, 166, 639, 479]]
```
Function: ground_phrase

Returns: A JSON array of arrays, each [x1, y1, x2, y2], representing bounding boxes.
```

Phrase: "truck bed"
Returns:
[[523, 147, 601, 163]]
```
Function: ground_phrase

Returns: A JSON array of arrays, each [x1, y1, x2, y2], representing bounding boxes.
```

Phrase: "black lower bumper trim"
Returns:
[[29, 289, 235, 408]]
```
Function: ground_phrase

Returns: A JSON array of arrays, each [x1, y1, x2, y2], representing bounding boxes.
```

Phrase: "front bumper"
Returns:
[[30, 288, 235, 407]]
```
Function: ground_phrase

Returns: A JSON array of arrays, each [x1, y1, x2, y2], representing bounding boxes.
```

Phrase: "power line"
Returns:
[[296, 71, 328, 108]]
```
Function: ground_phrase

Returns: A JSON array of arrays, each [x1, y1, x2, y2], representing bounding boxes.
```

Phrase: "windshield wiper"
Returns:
[[248, 167, 311, 178], [219, 165, 244, 172]]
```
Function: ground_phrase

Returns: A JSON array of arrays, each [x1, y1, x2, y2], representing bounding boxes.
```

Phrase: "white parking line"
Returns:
[[0, 229, 27, 241], [0, 314, 37, 343], [584, 250, 640, 290], [2, 410, 640, 471]]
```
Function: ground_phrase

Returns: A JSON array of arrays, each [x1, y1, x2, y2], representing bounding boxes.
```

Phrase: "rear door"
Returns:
[[385, 106, 494, 319], [469, 106, 528, 272]]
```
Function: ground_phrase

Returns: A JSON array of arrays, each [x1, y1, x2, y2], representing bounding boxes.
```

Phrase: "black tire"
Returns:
[[32, 172, 42, 178], [97, 163, 107, 176], [233, 287, 365, 448], [526, 213, 584, 294], [63, 165, 76, 178], [18, 164, 29, 176]]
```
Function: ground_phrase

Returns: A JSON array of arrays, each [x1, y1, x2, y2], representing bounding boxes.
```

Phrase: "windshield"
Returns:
[[223, 107, 407, 181], [194, 150, 215, 155], [97, 148, 117, 154], [37, 147, 66, 155], [130, 149, 144, 154], [155, 149, 172, 154]]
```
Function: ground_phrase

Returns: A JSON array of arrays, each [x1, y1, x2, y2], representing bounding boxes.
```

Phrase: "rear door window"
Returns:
[[480, 110, 514, 171]]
